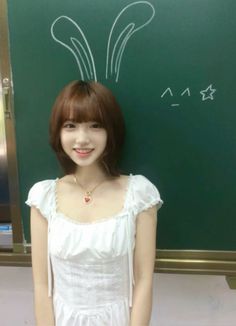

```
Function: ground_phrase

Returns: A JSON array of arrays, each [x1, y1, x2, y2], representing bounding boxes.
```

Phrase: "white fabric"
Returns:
[[26, 174, 163, 326]]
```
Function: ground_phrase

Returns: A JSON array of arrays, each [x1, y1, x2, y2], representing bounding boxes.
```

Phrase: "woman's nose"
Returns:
[[75, 127, 90, 144]]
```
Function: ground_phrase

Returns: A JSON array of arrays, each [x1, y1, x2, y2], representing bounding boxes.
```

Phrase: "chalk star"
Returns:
[[200, 84, 216, 101]]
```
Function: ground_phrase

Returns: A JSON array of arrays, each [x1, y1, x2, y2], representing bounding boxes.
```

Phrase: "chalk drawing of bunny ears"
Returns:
[[50, 1, 155, 83]]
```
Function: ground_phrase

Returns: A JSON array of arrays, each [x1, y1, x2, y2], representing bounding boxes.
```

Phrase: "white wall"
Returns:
[[0, 267, 236, 326]]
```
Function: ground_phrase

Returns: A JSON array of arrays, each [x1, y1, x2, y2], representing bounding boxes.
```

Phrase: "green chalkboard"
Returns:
[[7, 0, 236, 250]]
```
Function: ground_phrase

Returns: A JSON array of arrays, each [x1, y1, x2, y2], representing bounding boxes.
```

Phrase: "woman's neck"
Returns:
[[74, 164, 109, 188]]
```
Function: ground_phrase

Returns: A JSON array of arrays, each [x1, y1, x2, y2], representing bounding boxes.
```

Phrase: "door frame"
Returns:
[[0, 0, 25, 256]]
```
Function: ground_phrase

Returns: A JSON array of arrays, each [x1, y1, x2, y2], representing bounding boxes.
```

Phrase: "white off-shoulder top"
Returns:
[[26, 174, 163, 326]]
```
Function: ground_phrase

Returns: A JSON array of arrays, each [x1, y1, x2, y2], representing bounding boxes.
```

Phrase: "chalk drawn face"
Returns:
[[161, 85, 216, 108]]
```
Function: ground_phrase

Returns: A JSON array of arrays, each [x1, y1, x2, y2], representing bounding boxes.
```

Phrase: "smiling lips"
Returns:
[[74, 148, 94, 157]]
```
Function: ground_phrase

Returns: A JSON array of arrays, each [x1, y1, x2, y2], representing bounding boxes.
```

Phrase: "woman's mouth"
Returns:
[[74, 148, 94, 158]]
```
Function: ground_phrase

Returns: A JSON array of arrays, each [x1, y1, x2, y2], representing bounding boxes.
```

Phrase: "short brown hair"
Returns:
[[49, 80, 125, 176]]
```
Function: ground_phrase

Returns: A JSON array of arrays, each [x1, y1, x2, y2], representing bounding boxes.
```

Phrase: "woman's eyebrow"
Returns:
[[64, 118, 76, 122]]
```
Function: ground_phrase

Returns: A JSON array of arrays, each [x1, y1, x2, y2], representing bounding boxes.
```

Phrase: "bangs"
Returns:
[[50, 80, 125, 177], [60, 91, 105, 126]]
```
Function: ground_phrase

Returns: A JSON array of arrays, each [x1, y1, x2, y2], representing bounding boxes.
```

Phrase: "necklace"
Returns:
[[73, 175, 107, 204]]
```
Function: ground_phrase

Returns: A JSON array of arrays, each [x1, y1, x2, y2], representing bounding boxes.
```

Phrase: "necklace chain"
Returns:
[[73, 175, 107, 204]]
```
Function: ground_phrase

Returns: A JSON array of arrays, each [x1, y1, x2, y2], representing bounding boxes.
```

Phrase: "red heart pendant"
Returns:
[[84, 196, 91, 204]]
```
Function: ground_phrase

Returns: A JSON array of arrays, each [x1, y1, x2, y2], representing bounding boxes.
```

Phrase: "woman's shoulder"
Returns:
[[119, 173, 156, 192], [25, 178, 58, 218], [28, 178, 57, 192], [26, 178, 57, 203], [128, 173, 163, 213], [130, 173, 156, 187]]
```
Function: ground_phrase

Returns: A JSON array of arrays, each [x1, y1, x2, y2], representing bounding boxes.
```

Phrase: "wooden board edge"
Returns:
[[155, 249, 236, 277]]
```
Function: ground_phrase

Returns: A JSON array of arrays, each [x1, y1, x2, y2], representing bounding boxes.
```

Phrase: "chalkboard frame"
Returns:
[[0, 0, 236, 281]]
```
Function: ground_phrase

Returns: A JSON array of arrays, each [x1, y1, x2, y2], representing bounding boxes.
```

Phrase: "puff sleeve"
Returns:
[[25, 180, 55, 220], [132, 175, 163, 217]]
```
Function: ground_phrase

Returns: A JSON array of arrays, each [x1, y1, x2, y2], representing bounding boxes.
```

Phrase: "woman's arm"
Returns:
[[30, 207, 55, 326], [130, 205, 158, 326]]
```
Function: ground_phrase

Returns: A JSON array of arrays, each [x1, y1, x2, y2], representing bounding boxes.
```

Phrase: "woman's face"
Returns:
[[60, 120, 107, 168]]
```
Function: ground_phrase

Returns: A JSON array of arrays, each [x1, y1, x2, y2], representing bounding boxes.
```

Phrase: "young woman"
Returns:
[[26, 80, 163, 326]]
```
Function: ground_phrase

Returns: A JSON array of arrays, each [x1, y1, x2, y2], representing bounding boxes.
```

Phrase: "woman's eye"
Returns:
[[90, 122, 102, 129], [63, 122, 76, 129]]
